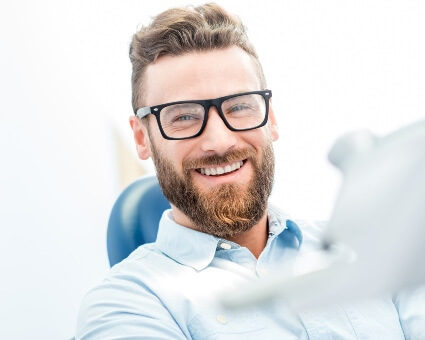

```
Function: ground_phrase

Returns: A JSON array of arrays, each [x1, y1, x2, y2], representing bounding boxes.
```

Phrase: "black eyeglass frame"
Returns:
[[135, 90, 272, 140]]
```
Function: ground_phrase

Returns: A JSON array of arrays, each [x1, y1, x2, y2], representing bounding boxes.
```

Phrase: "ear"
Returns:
[[129, 116, 152, 160], [268, 99, 279, 142]]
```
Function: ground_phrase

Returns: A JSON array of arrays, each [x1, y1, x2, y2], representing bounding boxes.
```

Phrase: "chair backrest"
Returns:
[[107, 174, 170, 267]]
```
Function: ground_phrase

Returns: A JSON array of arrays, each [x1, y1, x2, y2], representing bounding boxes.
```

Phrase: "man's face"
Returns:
[[130, 46, 279, 238]]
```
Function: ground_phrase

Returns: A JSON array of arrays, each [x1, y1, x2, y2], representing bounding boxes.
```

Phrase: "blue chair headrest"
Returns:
[[107, 174, 170, 267]]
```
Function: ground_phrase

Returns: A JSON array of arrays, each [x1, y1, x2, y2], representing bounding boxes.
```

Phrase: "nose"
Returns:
[[199, 106, 237, 155]]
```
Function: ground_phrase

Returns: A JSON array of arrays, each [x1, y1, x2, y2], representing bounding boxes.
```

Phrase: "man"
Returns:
[[76, 3, 424, 339]]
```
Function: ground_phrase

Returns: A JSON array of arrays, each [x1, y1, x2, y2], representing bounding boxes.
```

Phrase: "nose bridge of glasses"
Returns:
[[199, 100, 237, 152], [204, 98, 230, 128]]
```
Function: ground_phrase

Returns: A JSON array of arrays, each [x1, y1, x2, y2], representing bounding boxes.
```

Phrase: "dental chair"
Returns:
[[107, 174, 170, 267]]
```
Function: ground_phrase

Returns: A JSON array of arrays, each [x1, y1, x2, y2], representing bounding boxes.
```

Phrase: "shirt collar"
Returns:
[[268, 202, 303, 248], [155, 205, 303, 271], [155, 210, 220, 271]]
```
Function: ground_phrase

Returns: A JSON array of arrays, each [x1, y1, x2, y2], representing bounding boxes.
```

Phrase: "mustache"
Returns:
[[183, 148, 256, 171]]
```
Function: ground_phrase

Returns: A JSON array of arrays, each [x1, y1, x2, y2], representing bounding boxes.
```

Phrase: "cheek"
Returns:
[[167, 145, 192, 174], [262, 123, 278, 142], [248, 129, 273, 149]]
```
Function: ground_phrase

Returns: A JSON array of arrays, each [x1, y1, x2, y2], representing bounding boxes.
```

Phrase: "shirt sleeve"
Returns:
[[393, 284, 425, 339], [76, 276, 189, 340]]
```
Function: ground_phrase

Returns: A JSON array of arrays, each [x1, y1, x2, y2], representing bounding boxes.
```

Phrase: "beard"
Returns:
[[150, 139, 275, 239]]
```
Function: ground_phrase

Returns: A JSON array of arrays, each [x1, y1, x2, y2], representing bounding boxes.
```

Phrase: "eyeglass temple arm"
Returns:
[[136, 107, 152, 119]]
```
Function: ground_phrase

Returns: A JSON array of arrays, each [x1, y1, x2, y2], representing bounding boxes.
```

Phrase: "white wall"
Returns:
[[0, 1, 424, 338]]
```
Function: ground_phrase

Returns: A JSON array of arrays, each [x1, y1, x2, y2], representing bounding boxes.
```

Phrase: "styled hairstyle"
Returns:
[[129, 2, 266, 112]]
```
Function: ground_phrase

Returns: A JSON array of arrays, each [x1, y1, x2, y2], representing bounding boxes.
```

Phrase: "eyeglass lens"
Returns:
[[159, 93, 266, 139]]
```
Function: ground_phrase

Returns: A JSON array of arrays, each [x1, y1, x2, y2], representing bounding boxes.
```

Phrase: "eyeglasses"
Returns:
[[135, 90, 272, 140]]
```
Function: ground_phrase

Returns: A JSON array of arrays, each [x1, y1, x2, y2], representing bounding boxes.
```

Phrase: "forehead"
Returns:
[[144, 46, 262, 106]]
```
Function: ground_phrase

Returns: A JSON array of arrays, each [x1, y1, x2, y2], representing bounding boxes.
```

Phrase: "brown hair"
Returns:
[[129, 2, 266, 112]]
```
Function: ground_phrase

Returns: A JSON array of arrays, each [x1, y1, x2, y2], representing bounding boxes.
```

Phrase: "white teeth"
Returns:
[[199, 161, 244, 176]]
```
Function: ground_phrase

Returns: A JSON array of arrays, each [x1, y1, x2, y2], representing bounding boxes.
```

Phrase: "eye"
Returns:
[[173, 114, 200, 122], [230, 105, 248, 112], [227, 103, 255, 114]]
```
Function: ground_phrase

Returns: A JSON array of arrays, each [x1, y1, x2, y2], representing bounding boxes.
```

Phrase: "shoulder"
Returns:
[[78, 243, 168, 312], [76, 243, 190, 339], [97, 243, 190, 290]]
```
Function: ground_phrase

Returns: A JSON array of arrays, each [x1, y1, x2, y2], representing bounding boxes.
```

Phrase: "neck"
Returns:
[[227, 212, 268, 259]]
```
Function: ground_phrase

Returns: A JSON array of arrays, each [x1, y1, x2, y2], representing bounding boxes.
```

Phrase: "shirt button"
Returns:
[[216, 315, 227, 324], [220, 242, 232, 250]]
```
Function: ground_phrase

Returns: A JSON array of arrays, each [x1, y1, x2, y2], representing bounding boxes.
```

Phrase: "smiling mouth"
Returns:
[[196, 160, 245, 176]]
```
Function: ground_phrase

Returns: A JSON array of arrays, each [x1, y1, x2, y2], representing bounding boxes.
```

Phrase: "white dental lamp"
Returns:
[[223, 119, 425, 309]]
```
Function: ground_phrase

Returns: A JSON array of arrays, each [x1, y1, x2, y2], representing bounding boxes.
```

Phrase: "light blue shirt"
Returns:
[[76, 204, 425, 339]]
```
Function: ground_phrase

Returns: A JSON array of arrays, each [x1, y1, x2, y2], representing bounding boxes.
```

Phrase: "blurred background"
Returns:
[[0, 0, 424, 338]]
